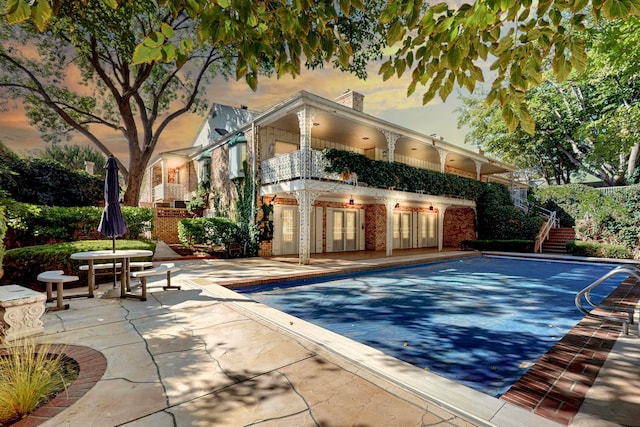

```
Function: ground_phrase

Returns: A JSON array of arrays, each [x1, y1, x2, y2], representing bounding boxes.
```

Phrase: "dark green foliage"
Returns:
[[0, 206, 6, 272], [460, 240, 535, 252], [39, 144, 107, 178], [0, 144, 103, 207], [178, 217, 239, 251], [535, 184, 640, 255], [186, 183, 209, 217], [232, 162, 259, 256], [322, 149, 485, 199], [5, 203, 153, 248], [566, 241, 632, 259], [257, 200, 274, 242], [476, 183, 543, 240], [1, 240, 156, 289], [538, 199, 575, 227]]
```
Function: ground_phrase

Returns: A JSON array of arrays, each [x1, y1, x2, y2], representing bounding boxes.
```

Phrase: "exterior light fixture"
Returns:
[[383, 150, 387, 157], [394, 202, 399, 208], [349, 197, 354, 205], [429, 205, 434, 211]]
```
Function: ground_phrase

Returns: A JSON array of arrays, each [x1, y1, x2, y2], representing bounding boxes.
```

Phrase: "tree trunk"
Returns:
[[123, 153, 150, 206], [628, 143, 640, 179]]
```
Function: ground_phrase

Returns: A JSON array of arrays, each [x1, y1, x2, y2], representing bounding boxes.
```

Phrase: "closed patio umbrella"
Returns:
[[98, 155, 127, 286]]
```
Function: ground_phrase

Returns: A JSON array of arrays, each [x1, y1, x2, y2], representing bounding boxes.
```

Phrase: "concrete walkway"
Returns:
[[15, 249, 640, 426]]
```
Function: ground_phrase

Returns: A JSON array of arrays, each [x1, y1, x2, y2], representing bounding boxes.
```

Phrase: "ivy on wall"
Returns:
[[323, 148, 541, 241], [323, 148, 485, 200]]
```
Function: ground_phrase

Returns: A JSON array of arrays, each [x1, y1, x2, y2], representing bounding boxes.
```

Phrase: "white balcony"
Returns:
[[261, 149, 341, 184], [153, 183, 189, 203]]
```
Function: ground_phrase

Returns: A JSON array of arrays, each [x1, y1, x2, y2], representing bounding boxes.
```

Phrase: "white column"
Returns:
[[294, 190, 323, 265], [435, 204, 446, 251], [161, 160, 167, 201], [380, 129, 400, 162], [436, 147, 447, 173], [296, 107, 316, 179], [383, 199, 399, 256], [474, 160, 482, 181]]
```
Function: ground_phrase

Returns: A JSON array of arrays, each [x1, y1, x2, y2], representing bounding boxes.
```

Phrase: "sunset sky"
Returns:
[[0, 8, 480, 168], [0, 64, 475, 165]]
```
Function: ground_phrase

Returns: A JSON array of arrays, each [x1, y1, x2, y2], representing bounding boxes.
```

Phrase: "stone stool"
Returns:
[[37, 270, 80, 311]]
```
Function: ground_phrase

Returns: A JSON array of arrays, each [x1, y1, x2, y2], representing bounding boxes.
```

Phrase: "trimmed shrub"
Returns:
[[1, 240, 156, 289], [460, 239, 535, 252], [5, 203, 153, 248], [566, 241, 632, 259], [178, 217, 239, 252]]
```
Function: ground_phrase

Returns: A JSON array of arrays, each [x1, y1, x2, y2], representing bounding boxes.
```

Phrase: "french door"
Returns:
[[393, 212, 412, 249]]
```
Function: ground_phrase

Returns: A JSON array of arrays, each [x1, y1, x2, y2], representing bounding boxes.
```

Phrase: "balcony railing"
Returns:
[[153, 183, 189, 202], [261, 149, 341, 184]]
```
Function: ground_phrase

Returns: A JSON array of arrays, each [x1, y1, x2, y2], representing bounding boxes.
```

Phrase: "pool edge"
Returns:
[[195, 280, 563, 427]]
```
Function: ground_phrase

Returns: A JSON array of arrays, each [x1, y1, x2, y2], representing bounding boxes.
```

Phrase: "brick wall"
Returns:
[[154, 208, 191, 244], [365, 204, 386, 251], [443, 207, 476, 248]]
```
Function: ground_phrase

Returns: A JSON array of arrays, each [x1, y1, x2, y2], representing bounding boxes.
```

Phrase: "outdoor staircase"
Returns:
[[541, 227, 576, 254]]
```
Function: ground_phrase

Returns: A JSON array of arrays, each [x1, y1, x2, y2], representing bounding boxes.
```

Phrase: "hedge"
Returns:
[[460, 239, 535, 252], [178, 217, 239, 253], [1, 240, 155, 290], [566, 241, 632, 259], [0, 145, 103, 207], [5, 202, 153, 249]]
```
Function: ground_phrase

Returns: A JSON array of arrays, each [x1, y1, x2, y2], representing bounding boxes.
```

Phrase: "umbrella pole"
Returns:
[[112, 236, 117, 288]]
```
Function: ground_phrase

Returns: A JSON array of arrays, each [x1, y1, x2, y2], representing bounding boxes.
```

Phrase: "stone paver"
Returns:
[[6, 250, 638, 426]]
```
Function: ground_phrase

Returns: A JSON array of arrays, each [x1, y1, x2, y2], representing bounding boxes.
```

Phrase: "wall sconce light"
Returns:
[[394, 202, 399, 208], [349, 196, 354, 205], [382, 150, 388, 157], [429, 205, 434, 211]]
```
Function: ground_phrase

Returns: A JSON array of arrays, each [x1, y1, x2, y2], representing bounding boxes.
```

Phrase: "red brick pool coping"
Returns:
[[501, 275, 640, 425], [13, 345, 106, 427]]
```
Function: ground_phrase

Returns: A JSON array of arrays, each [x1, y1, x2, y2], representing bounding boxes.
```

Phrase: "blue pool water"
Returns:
[[240, 256, 625, 397]]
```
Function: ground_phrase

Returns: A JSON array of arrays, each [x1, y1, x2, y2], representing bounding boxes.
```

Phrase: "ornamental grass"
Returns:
[[0, 339, 76, 424]]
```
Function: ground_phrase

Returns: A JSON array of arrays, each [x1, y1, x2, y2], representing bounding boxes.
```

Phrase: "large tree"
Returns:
[[458, 17, 640, 186], [0, 0, 389, 205]]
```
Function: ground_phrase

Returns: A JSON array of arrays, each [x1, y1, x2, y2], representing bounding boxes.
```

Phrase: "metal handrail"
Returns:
[[575, 265, 640, 335]]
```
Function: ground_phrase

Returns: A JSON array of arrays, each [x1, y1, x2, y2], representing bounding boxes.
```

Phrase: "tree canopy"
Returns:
[[458, 17, 640, 186], [6, 0, 640, 135]]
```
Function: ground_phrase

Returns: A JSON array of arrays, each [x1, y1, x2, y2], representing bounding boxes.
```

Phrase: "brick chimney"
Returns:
[[333, 89, 364, 112]]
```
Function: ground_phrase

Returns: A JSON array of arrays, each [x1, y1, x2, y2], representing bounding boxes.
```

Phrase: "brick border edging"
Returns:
[[14, 345, 107, 427], [501, 276, 640, 425]]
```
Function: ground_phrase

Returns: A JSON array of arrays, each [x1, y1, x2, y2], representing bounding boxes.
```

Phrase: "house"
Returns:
[[142, 90, 523, 264]]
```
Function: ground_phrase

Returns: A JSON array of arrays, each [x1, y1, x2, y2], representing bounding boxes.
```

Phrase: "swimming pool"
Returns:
[[240, 255, 625, 397]]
